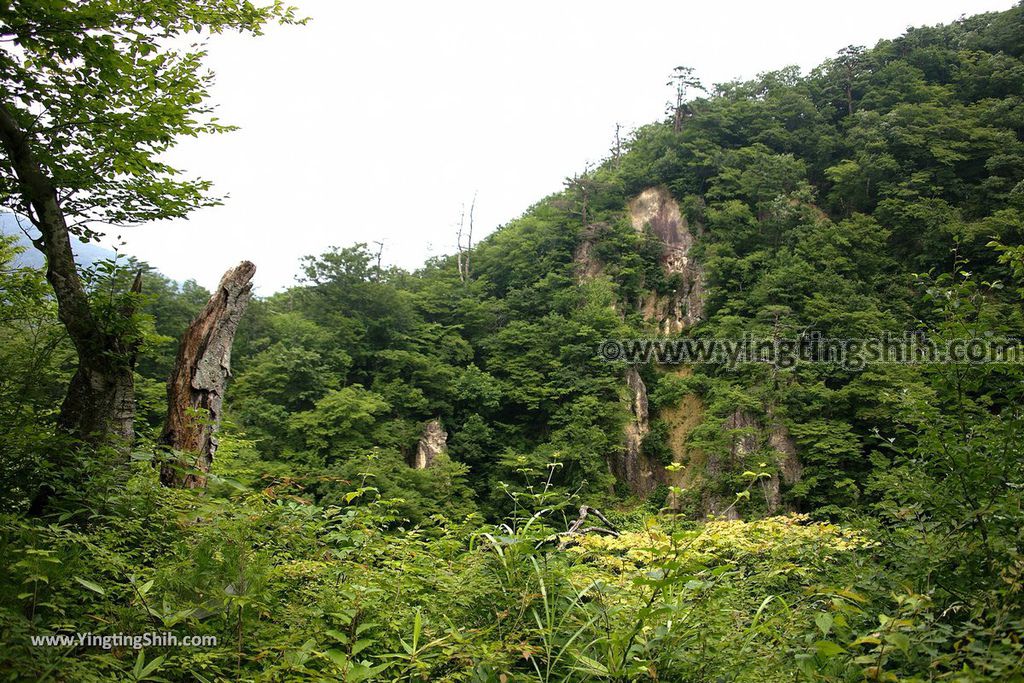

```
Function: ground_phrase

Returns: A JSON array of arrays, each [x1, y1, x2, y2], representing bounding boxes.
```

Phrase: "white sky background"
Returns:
[[117, 0, 1018, 293]]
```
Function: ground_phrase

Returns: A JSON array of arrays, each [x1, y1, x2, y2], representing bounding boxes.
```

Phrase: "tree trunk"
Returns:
[[0, 103, 125, 435], [58, 271, 144, 444], [0, 101, 147, 512], [160, 261, 255, 488]]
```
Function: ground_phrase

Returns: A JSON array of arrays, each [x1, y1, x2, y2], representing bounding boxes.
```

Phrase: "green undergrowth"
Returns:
[[1, 449, 1020, 682]]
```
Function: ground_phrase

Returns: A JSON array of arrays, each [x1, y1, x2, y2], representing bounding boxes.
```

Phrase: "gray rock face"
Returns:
[[413, 418, 447, 469], [582, 188, 797, 516], [704, 409, 803, 517], [614, 368, 659, 496], [724, 410, 759, 458], [573, 188, 704, 335], [573, 224, 605, 281], [702, 409, 758, 519], [628, 187, 705, 334], [765, 425, 802, 513], [573, 189, 708, 501], [605, 189, 709, 497]]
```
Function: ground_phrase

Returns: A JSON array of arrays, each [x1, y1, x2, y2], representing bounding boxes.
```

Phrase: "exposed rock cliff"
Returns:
[[613, 368, 659, 495], [573, 223, 605, 281], [592, 188, 796, 514], [412, 418, 447, 469], [701, 409, 757, 519], [628, 187, 705, 334], [573, 188, 705, 334], [659, 368, 706, 511], [703, 409, 802, 517], [764, 423, 802, 513], [607, 188, 709, 498]]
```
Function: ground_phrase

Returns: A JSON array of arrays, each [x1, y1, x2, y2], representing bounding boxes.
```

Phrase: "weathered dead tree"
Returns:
[[611, 122, 623, 164], [539, 505, 620, 549], [456, 194, 475, 283], [371, 239, 385, 280], [159, 261, 255, 488], [564, 164, 595, 227]]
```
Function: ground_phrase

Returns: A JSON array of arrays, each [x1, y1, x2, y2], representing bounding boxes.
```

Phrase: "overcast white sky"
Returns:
[[116, 0, 1018, 293]]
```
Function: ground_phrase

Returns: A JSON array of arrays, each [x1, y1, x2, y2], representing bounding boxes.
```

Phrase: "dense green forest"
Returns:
[[2, 2, 1024, 681]]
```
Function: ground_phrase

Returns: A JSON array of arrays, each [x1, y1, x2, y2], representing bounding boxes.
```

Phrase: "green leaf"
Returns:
[[814, 640, 846, 658], [133, 651, 145, 679], [885, 632, 911, 654], [348, 662, 388, 682], [74, 576, 106, 595], [138, 654, 165, 679], [325, 629, 348, 644], [412, 609, 422, 651], [850, 635, 881, 647], [573, 654, 609, 675], [325, 648, 348, 668], [815, 612, 834, 636]]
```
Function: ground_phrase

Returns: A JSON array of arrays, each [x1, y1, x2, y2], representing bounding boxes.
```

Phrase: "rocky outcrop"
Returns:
[[573, 189, 704, 335], [573, 224, 604, 281], [412, 418, 447, 469], [700, 409, 758, 519], [764, 424, 802, 513], [657, 369, 706, 511], [607, 189, 708, 496], [628, 187, 705, 334], [702, 409, 802, 517], [613, 368, 658, 495], [593, 188, 799, 517], [723, 410, 759, 459]]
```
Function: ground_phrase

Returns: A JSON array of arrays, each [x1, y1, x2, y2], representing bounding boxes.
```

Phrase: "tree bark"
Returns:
[[160, 261, 255, 488], [59, 271, 144, 444]]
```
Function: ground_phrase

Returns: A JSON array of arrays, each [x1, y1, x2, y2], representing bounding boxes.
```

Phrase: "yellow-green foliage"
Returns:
[[570, 514, 873, 576]]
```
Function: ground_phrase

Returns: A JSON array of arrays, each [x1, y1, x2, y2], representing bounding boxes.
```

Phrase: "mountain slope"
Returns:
[[0, 212, 117, 270], [219, 5, 1024, 526]]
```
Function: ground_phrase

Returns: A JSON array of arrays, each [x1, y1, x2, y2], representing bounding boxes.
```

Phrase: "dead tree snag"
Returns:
[[159, 261, 255, 488]]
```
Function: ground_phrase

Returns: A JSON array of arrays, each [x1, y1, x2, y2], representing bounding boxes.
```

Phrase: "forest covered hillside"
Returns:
[[1, 3, 1024, 681], [217, 2, 1024, 522]]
